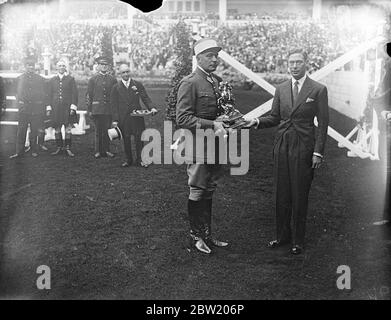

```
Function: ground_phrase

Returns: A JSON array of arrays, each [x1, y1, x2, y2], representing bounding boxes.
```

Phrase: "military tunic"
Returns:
[[47, 74, 78, 127], [87, 72, 117, 155], [176, 67, 224, 201]]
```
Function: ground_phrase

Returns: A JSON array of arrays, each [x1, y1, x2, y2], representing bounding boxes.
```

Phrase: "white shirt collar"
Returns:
[[291, 74, 307, 91], [58, 73, 66, 79], [122, 79, 130, 87]]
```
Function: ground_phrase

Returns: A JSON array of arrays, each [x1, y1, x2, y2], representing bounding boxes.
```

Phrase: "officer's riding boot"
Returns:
[[187, 199, 212, 254], [204, 199, 229, 248], [52, 132, 63, 155]]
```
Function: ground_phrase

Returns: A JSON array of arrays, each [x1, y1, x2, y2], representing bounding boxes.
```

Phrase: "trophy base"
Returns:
[[216, 113, 248, 130]]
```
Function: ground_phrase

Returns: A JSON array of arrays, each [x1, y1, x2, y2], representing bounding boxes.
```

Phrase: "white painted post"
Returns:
[[219, 0, 227, 23], [312, 0, 322, 21], [42, 47, 52, 76]]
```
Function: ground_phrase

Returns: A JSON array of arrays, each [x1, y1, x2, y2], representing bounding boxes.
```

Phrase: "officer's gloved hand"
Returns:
[[150, 108, 158, 116]]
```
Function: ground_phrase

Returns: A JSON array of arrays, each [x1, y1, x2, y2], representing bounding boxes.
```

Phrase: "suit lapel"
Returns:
[[282, 80, 293, 113], [118, 81, 131, 102], [291, 76, 314, 114]]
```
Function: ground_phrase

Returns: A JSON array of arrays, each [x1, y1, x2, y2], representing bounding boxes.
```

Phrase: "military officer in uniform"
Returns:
[[111, 63, 158, 167], [47, 60, 79, 157], [10, 57, 48, 158], [87, 56, 117, 158], [176, 38, 229, 254]]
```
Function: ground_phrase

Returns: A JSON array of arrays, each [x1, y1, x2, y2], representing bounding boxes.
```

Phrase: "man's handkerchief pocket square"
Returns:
[[306, 97, 315, 103]]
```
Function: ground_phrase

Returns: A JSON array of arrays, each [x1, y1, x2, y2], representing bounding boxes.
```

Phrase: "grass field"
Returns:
[[0, 88, 390, 299]]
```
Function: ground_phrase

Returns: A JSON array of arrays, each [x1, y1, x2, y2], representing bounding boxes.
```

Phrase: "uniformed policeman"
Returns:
[[47, 60, 79, 157], [87, 56, 117, 158], [176, 38, 229, 254], [10, 57, 48, 158]]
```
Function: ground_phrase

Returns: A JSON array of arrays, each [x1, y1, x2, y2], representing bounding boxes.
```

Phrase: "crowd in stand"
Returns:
[[0, 13, 377, 76], [205, 20, 363, 74]]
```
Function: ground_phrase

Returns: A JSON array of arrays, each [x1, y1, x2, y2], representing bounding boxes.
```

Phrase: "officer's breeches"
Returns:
[[187, 164, 223, 201]]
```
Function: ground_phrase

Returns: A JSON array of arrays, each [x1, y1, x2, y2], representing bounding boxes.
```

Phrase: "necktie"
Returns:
[[293, 80, 299, 104]]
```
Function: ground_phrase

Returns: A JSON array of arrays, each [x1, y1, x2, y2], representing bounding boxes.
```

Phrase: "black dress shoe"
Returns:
[[51, 147, 62, 155], [207, 238, 229, 247], [267, 240, 285, 248], [65, 149, 75, 157], [373, 219, 390, 226], [9, 153, 23, 159], [291, 245, 303, 255]]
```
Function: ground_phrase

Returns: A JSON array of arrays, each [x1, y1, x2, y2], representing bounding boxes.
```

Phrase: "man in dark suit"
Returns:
[[47, 60, 79, 157], [176, 38, 229, 254], [0, 75, 5, 117], [369, 47, 391, 227], [247, 49, 329, 254], [111, 63, 157, 167], [87, 56, 117, 158], [10, 57, 48, 158]]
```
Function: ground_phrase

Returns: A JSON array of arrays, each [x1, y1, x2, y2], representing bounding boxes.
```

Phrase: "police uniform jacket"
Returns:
[[176, 67, 223, 163], [16, 72, 48, 116], [87, 72, 117, 115], [47, 74, 78, 125]]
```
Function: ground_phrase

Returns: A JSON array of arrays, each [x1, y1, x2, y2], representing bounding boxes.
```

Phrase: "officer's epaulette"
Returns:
[[179, 73, 196, 84]]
